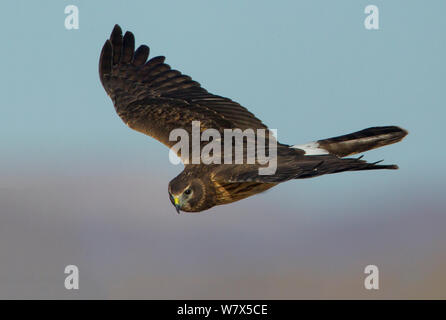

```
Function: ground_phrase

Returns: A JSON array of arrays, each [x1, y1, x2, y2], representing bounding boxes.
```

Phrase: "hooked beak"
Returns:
[[174, 196, 181, 214]]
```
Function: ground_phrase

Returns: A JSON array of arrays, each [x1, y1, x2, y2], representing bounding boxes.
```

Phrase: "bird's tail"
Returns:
[[293, 126, 408, 158], [317, 126, 408, 157], [284, 126, 408, 179]]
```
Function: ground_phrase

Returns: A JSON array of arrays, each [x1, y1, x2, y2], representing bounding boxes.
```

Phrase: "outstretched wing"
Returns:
[[99, 25, 269, 153]]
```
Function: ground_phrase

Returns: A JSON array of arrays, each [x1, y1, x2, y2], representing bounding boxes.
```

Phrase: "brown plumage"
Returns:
[[99, 25, 408, 213]]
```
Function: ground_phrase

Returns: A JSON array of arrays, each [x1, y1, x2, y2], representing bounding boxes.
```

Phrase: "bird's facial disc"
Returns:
[[169, 186, 193, 214]]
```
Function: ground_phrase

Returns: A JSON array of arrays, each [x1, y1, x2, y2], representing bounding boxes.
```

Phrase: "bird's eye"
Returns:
[[184, 188, 192, 195]]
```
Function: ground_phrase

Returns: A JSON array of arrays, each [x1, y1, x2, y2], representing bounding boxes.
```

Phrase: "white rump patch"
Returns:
[[292, 142, 329, 155]]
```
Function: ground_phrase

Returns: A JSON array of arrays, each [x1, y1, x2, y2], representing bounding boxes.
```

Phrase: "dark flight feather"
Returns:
[[133, 45, 149, 66]]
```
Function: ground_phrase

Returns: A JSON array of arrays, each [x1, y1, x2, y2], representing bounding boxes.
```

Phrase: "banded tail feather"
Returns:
[[293, 126, 408, 158]]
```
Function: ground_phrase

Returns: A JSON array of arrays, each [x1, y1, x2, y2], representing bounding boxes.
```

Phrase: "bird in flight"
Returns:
[[99, 25, 407, 213]]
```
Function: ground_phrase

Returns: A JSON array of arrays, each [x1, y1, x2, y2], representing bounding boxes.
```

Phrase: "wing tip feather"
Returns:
[[99, 40, 113, 80]]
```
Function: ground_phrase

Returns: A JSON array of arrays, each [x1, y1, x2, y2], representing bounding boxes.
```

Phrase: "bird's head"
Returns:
[[168, 175, 212, 213]]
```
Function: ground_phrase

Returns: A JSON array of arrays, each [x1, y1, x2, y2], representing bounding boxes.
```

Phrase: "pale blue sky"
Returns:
[[0, 1, 445, 298]]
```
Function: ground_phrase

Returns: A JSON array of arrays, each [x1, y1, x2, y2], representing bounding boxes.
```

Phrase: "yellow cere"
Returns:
[[174, 197, 179, 205]]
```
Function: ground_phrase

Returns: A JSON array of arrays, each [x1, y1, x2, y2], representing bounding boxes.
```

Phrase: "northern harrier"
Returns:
[[99, 25, 407, 213]]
